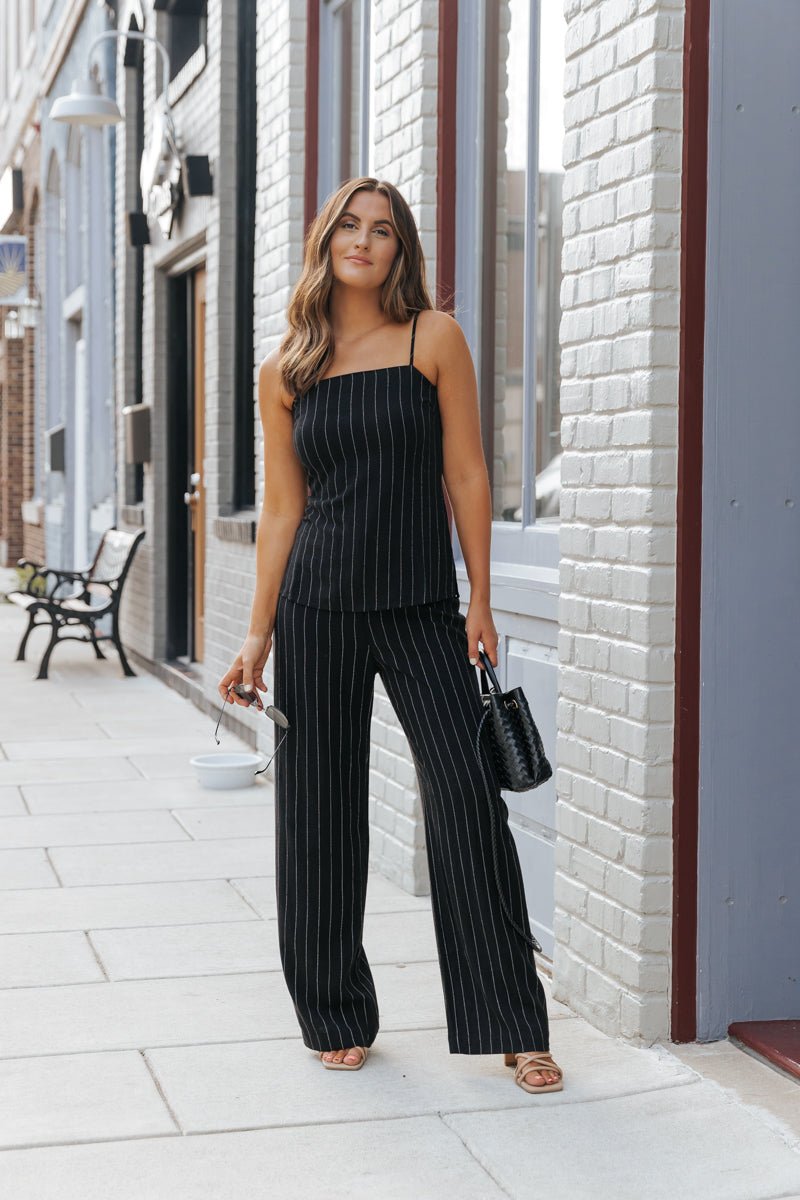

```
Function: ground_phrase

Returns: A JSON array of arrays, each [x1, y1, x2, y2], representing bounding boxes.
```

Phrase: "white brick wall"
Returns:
[[552, 0, 684, 1042]]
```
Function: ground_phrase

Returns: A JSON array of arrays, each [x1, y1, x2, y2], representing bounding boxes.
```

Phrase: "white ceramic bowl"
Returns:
[[190, 751, 264, 790]]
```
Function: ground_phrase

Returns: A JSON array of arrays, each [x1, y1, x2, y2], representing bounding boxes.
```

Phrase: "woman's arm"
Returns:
[[430, 312, 499, 666], [218, 352, 308, 706], [247, 353, 309, 637]]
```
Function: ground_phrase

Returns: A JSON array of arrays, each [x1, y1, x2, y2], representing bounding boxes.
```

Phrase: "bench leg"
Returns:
[[111, 612, 136, 677], [15, 607, 42, 662], [35, 621, 63, 680], [88, 624, 107, 660]]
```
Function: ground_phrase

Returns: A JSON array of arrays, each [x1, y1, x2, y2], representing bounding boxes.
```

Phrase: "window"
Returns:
[[455, 0, 566, 567], [124, 20, 146, 506], [64, 127, 82, 296], [153, 0, 208, 81], [44, 153, 64, 485], [233, 0, 257, 510], [317, 0, 371, 205]]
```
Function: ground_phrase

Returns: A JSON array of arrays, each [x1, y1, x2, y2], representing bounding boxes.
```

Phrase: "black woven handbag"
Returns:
[[473, 648, 553, 956]]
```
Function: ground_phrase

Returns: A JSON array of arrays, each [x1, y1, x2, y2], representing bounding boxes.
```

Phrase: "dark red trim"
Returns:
[[436, 0, 457, 314], [672, 0, 710, 1044], [304, 0, 320, 236], [729, 1022, 800, 1082]]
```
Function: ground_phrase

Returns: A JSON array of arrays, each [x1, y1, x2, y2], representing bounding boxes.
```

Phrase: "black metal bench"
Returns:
[[7, 527, 146, 680]]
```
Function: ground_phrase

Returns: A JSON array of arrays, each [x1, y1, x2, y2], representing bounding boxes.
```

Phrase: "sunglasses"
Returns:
[[214, 683, 290, 775]]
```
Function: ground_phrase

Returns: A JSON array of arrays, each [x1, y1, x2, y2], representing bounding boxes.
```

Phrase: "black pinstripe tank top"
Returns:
[[279, 311, 460, 611]]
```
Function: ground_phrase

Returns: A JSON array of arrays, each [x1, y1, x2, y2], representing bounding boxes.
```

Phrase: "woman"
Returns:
[[218, 176, 563, 1094]]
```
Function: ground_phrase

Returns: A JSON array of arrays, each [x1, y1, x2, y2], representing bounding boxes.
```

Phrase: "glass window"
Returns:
[[456, 0, 565, 563], [318, 0, 370, 204], [64, 129, 82, 296], [496, 0, 565, 525], [153, 0, 208, 80]]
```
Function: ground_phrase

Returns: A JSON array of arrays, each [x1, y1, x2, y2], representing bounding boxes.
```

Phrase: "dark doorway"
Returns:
[[166, 265, 206, 665]]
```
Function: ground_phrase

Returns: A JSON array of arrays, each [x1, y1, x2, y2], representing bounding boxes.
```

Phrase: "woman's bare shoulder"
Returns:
[[259, 345, 294, 413], [417, 310, 469, 383]]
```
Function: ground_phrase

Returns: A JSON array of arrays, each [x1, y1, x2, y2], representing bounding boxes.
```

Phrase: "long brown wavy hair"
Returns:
[[279, 177, 443, 400]]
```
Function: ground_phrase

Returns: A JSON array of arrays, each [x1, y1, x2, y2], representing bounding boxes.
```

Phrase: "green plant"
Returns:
[[15, 563, 47, 597]]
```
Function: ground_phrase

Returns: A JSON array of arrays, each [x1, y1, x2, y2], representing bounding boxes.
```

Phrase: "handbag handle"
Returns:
[[478, 648, 503, 695]]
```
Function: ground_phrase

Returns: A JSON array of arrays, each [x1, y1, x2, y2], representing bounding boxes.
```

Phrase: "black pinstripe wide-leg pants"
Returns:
[[272, 591, 550, 1055]]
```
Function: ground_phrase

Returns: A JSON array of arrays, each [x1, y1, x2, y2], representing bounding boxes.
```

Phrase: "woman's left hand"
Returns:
[[465, 599, 499, 668]]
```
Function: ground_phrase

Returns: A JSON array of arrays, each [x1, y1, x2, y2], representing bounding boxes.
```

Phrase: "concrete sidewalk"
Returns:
[[0, 600, 798, 1200]]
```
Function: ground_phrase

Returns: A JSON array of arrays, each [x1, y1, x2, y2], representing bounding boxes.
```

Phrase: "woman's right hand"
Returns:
[[217, 630, 273, 708]]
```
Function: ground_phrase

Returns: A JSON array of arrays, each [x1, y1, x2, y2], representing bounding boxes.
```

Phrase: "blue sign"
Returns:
[[0, 235, 27, 306]]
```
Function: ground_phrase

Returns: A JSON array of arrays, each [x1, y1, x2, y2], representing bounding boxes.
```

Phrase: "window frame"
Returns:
[[317, 0, 371, 207], [452, 0, 560, 579]]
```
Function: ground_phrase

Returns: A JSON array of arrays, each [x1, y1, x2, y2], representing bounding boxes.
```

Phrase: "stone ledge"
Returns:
[[213, 515, 257, 544]]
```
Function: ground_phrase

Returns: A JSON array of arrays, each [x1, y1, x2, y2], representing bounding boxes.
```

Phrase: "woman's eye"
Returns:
[[341, 221, 390, 236]]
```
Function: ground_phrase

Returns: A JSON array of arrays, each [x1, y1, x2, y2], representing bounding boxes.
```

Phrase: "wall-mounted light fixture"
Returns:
[[19, 290, 41, 330], [3, 309, 24, 340], [50, 30, 172, 128], [49, 30, 186, 240]]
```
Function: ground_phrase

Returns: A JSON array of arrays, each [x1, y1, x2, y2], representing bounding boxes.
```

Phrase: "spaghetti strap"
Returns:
[[409, 311, 420, 366]]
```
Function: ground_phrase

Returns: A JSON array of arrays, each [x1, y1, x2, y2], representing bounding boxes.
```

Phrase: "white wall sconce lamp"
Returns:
[[49, 30, 173, 129], [49, 30, 188, 240]]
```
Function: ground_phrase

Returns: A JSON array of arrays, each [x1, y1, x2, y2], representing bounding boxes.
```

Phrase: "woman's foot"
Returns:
[[503, 1051, 563, 1091], [321, 1048, 362, 1065], [318, 1046, 368, 1069]]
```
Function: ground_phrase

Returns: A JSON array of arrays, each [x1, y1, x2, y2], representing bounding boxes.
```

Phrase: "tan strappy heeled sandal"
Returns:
[[503, 1050, 564, 1093], [318, 1046, 369, 1071]]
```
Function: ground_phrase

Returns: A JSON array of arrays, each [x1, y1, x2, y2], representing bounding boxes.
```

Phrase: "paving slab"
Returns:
[[71, 692, 203, 716], [0, 1114, 506, 1200], [0, 785, 26, 815], [127, 753, 230, 780], [0, 720, 108, 742], [21, 778, 272, 813], [443, 1082, 800, 1200], [144, 1020, 693, 1135], [0, 848, 59, 889], [668, 1039, 800, 1148], [0, 879, 258, 934], [88, 909, 440, 980], [230, 867, 434, 919], [0, 931, 105, 987], [48, 835, 274, 885], [95, 717, 215, 738], [1, 736, 245, 761], [171, 804, 274, 840], [0, 962, 448, 1056], [0, 758, 144, 786], [0, 810, 190, 849], [0, 1050, 177, 1150]]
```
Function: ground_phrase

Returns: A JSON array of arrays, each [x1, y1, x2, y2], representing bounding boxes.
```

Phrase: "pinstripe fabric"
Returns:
[[273, 591, 551, 1055], [279, 312, 460, 611]]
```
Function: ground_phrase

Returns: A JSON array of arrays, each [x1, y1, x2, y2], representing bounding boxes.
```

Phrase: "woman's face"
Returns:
[[328, 190, 400, 290]]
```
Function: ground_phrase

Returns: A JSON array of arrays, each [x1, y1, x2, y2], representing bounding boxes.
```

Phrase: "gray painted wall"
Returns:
[[698, 0, 800, 1038]]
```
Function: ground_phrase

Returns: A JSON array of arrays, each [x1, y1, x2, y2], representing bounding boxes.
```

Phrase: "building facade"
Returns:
[[47, 0, 796, 1055], [0, 0, 42, 570], [37, 0, 117, 574]]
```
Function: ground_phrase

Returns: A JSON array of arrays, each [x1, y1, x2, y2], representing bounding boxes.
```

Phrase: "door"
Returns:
[[189, 267, 206, 661], [166, 264, 206, 665], [697, 0, 800, 1038]]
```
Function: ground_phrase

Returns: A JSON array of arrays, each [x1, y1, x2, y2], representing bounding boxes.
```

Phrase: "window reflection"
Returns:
[[496, 0, 565, 524], [330, 0, 363, 184]]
